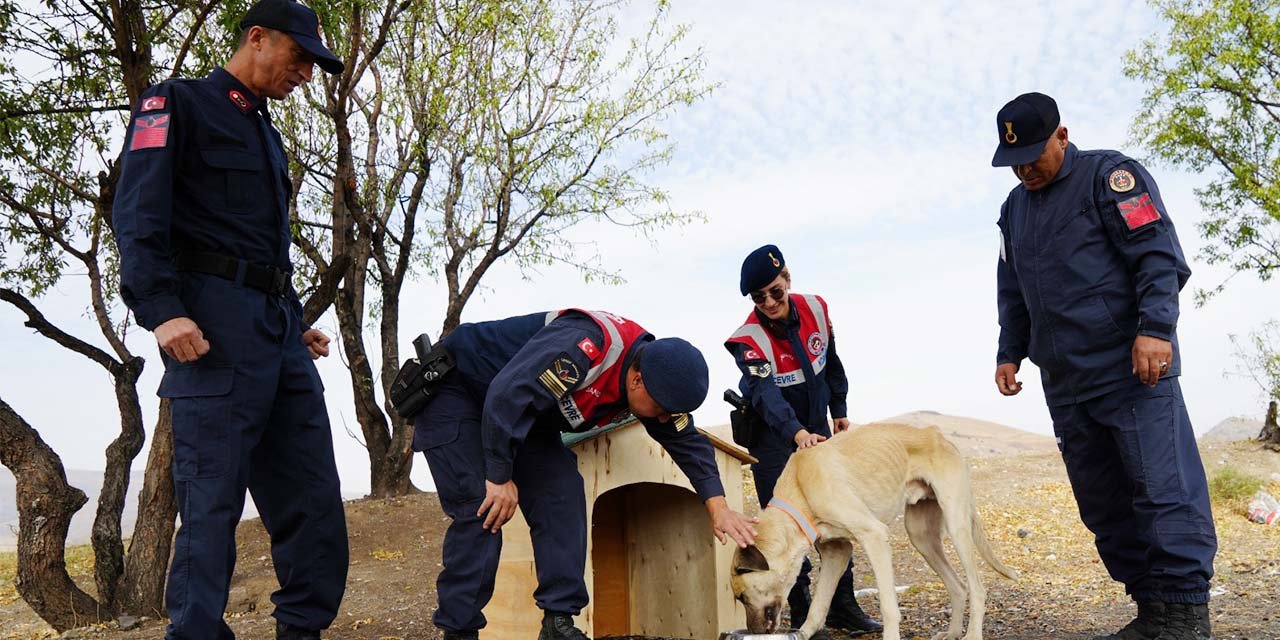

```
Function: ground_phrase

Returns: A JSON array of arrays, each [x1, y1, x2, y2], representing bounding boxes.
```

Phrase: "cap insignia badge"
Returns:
[[769, 252, 780, 267], [1004, 122, 1018, 144]]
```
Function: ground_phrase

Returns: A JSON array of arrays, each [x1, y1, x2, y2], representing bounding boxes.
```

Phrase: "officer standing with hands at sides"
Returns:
[[992, 92, 1216, 640], [724, 245, 881, 636], [406, 309, 759, 640], [111, 1, 349, 638]]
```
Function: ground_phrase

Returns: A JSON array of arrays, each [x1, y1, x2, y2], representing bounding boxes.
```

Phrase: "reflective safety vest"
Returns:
[[725, 294, 831, 388], [545, 309, 650, 429]]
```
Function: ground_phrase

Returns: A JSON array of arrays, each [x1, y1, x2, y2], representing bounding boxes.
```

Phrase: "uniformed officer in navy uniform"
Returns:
[[725, 246, 881, 636], [411, 310, 759, 640], [991, 93, 1216, 640], [111, 2, 349, 638]]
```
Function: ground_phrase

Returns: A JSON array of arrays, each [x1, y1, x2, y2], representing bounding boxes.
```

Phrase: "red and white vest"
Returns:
[[725, 294, 831, 388], [546, 309, 650, 429]]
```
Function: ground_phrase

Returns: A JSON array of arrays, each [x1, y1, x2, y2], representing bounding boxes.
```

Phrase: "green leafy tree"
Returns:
[[1126, 0, 1280, 303], [281, 0, 711, 496]]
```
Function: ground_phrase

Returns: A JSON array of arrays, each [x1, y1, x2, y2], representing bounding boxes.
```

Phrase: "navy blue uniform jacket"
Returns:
[[433, 311, 726, 500], [997, 143, 1191, 406], [729, 308, 848, 451], [113, 68, 303, 331]]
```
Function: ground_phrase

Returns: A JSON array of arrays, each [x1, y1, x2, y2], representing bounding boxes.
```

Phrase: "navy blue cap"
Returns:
[[739, 244, 785, 296], [241, 0, 344, 75], [991, 92, 1059, 167], [639, 338, 709, 414]]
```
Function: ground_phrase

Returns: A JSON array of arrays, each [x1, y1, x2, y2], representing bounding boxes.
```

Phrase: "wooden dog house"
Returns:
[[481, 420, 755, 639]]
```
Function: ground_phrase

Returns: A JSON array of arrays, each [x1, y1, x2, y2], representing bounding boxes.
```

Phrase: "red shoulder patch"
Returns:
[[743, 349, 762, 361], [140, 96, 166, 112], [1118, 193, 1160, 231], [128, 114, 170, 151], [578, 338, 600, 360]]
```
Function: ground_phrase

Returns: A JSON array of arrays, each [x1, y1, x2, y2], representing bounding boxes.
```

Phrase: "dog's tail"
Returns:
[[971, 504, 1019, 581]]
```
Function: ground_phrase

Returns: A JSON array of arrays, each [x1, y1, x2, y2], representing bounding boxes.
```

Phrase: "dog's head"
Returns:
[[730, 544, 790, 633]]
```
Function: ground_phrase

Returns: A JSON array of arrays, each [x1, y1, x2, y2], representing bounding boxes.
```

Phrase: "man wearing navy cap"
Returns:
[[411, 309, 759, 640], [111, 1, 347, 638], [724, 246, 880, 636], [990, 93, 1216, 640]]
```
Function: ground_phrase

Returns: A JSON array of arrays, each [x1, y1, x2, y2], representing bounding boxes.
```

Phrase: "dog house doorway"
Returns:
[[591, 482, 717, 639]]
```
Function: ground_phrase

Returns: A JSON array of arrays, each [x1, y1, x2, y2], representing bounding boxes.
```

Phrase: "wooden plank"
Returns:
[[626, 484, 719, 640], [481, 561, 540, 640]]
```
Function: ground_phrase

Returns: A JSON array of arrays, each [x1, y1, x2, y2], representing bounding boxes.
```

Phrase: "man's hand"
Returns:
[[303, 328, 331, 359], [832, 418, 851, 434], [995, 362, 1022, 396], [706, 496, 758, 548], [1132, 335, 1173, 387], [155, 317, 210, 363], [478, 479, 519, 534], [794, 429, 827, 449]]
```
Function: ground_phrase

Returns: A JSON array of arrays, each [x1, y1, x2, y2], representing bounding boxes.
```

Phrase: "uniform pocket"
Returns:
[[419, 415, 484, 505], [160, 364, 235, 479], [199, 147, 264, 214]]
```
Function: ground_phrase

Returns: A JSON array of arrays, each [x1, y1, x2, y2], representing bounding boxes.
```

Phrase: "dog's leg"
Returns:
[[905, 499, 966, 640], [801, 539, 852, 638], [939, 496, 986, 640], [852, 520, 902, 640]]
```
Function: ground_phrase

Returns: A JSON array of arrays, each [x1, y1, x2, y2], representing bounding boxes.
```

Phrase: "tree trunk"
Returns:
[[116, 400, 177, 617], [0, 398, 109, 631], [1259, 400, 1279, 451], [92, 357, 146, 610]]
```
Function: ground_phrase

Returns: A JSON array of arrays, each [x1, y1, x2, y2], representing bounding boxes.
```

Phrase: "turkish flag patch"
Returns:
[[744, 349, 762, 361], [1118, 193, 1160, 231], [128, 114, 169, 151], [578, 338, 600, 359], [139, 96, 166, 112]]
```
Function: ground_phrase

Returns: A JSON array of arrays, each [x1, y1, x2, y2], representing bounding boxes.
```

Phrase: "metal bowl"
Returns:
[[718, 630, 804, 640]]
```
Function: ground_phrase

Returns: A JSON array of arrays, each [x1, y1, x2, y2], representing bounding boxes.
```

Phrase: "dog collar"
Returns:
[[767, 496, 821, 546]]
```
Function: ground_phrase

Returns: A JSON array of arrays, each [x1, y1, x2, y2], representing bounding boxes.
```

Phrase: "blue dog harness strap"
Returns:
[[768, 496, 821, 546]]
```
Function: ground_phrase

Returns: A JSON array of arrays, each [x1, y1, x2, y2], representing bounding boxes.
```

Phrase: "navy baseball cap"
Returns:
[[739, 244, 786, 296], [639, 338, 709, 414], [241, 0, 344, 74], [991, 92, 1059, 167]]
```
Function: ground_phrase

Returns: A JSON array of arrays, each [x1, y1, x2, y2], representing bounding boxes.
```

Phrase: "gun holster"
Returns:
[[723, 388, 762, 449], [389, 334, 455, 420]]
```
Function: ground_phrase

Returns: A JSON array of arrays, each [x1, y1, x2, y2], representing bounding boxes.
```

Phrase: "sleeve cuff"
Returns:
[[485, 459, 513, 485], [781, 420, 805, 443], [996, 349, 1025, 367], [135, 295, 188, 332], [829, 401, 847, 420], [1137, 319, 1174, 341], [691, 476, 725, 501]]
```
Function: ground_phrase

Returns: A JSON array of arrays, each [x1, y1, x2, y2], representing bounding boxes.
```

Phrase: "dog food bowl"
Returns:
[[718, 630, 804, 640]]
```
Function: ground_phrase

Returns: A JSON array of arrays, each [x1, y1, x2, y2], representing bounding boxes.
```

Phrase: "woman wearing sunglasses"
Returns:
[[724, 244, 880, 636]]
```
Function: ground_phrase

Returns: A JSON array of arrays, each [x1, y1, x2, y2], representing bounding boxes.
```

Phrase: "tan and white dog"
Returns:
[[730, 423, 1018, 640]]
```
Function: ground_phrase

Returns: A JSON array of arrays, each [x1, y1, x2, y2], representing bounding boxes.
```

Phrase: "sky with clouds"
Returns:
[[2, 0, 1277, 496]]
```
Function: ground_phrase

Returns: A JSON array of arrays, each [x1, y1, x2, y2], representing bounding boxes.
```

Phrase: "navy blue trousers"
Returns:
[[415, 381, 588, 632], [751, 452, 856, 600], [1049, 378, 1216, 604], [160, 273, 348, 639]]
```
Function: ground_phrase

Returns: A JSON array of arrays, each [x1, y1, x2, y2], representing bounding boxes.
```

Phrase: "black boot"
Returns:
[[441, 631, 480, 640], [275, 621, 321, 640], [538, 611, 590, 640], [786, 580, 811, 628], [824, 579, 882, 637], [1153, 603, 1211, 640], [1091, 600, 1167, 640]]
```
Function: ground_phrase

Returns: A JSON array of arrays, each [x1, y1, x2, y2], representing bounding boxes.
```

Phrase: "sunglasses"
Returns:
[[750, 285, 787, 305]]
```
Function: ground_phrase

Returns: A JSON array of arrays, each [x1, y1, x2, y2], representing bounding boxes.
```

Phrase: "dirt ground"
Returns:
[[2, 440, 1278, 640]]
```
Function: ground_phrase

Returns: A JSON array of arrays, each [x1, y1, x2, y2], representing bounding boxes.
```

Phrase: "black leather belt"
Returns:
[[175, 252, 292, 297]]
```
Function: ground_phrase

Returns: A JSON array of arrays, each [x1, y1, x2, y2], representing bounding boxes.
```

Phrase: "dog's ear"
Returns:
[[733, 544, 770, 574]]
